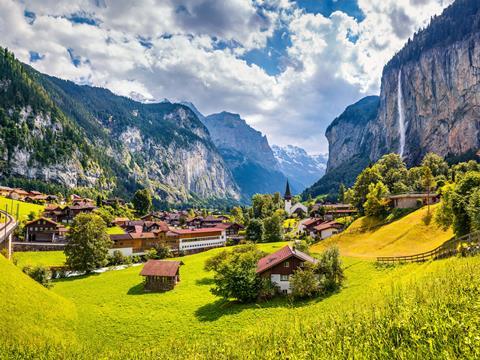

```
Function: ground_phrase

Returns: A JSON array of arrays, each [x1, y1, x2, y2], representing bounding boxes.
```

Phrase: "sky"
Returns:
[[0, 0, 453, 154]]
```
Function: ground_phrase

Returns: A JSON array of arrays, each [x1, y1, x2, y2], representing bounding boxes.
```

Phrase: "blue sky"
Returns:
[[0, 0, 452, 153]]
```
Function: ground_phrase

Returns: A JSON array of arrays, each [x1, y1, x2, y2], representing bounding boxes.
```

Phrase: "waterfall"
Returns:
[[397, 69, 406, 158]]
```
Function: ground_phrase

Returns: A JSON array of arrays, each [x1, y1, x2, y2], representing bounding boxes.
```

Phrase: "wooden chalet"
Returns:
[[140, 260, 181, 291], [388, 193, 440, 209], [312, 221, 343, 240], [257, 245, 317, 294], [214, 222, 244, 237], [25, 217, 67, 243]]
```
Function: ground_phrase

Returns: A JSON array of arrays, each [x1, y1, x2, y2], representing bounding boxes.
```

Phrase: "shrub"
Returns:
[[258, 277, 278, 301], [290, 264, 320, 299], [108, 250, 127, 266], [152, 243, 172, 259], [316, 246, 344, 293], [23, 265, 51, 288]]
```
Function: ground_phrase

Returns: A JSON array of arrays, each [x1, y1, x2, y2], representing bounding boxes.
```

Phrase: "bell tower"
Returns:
[[284, 180, 292, 215]]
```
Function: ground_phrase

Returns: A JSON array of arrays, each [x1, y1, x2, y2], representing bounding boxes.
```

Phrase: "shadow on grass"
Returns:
[[195, 294, 327, 322], [127, 282, 145, 295], [195, 277, 215, 286]]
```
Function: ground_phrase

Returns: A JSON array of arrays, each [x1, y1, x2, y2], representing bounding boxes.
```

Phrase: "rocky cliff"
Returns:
[[307, 0, 480, 197], [201, 111, 288, 198]]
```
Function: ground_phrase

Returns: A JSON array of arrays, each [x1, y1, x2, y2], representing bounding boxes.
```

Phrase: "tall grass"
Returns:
[[2, 256, 479, 359]]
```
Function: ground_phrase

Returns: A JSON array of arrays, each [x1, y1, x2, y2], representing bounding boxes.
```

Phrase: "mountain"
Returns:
[[272, 145, 327, 192], [0, 48, 240, 205], [306, 0, 480, 197], [201, 111, 288, 198]]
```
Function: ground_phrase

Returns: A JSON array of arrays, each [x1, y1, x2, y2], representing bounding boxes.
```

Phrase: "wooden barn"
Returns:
[[140, 260, 181, 292]]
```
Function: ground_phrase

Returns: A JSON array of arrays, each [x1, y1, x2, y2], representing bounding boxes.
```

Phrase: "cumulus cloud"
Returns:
[[0, 0, 453, 153]]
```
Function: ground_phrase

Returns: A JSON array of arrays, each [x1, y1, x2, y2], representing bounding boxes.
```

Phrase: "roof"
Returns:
[[256, 245, 317, 274], [214, 222, 244, 230], [388, 193, 439, 199], [140, 260, 181, 277], [169, 227, 224, 235], [25, 217, 60, 227], [303, 218, 322, 227], [313, 221, 341, 232]]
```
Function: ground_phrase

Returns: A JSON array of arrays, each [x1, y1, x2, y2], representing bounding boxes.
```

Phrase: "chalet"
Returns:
[[140, 260, 181, 291], [24, 195, 49, 204], [200, 215, 224, 227], [43, 204, 96, 223], [7, 188, 29, 200], [214, 222, 244, 237], [141, 212, 166, 222], [112, 217, 130, 227], [25, 217, 67, 243], [388, 193, 440, 209], [312, 221, 343, 240], [102, 197, 126, 207], [0, 186, 13, 197], [256, 245, 318, 294], [299, 218, 324, 233]]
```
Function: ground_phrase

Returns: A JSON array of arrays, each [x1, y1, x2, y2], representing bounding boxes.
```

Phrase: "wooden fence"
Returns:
[[377, 231, 480, 264]]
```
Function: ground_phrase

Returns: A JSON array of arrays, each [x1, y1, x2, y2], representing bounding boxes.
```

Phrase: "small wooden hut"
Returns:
[[140, 260, 181, 292]]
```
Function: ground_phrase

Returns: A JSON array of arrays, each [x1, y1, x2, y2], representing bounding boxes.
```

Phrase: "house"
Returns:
[[102, 197, 126, 207], [56, 204, 97, 223], [24, 195, 49, 204], [299, 218, 324, 233], [388, 193, 440, 209], [312, 221, 343, 240], [168, 227, 227, 254], [214, 222, 244, 237], [0, 186, 13, 197], [141, 212, 166, 222], [24, 217, 68, 243], [7, 188, 29, 200], [324, 204, 358, 220], [112, 217, 130, 227], [140, 260, 181, 291], [283, 181, 308, 217], [256, 245, 318, 294]]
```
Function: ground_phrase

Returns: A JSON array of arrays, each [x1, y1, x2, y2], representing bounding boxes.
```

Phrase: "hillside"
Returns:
[[2, 242, 479, 358], [0, 48, 239, 205], [312, 205, 453, 258], [0, 255, 77, 348]]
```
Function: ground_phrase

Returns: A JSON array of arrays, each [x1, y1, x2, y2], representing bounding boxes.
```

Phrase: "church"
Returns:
[[284, 181, 308, 217]]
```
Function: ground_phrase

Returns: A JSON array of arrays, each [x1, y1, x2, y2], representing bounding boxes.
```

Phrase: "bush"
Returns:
[[258, 277, 278, 301], [316, 247, 344, 293], [23, 265, 51, 288], [290, 264, 320, 299], [108, 250, 127, 266], [152, 243, 172, 259]]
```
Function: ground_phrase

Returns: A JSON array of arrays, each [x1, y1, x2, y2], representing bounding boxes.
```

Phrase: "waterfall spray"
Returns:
[[397, 69, 406, 158]]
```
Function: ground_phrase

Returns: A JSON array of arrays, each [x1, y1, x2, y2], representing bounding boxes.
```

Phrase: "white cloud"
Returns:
[[0, 0, 453, 153]]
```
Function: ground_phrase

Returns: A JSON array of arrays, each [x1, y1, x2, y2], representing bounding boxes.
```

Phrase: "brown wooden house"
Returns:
[[256, 245, 317, 294], [140, 260, 181, 291], [25, 217, 68, 243]]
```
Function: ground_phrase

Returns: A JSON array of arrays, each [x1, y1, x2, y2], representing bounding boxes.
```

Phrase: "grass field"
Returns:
[[3, 212, 479, 359], [106, 225, 126, 235], [312, 204, 453, 258], [0, 196, 45, 222], [14, 251, 66, 268]]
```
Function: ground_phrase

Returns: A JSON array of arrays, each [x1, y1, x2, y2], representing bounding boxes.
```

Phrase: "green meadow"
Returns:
[[2, 207, 480, 359], [0, 196, 45, 222]]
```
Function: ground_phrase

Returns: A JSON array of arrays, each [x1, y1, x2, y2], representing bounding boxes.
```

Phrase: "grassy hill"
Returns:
[[0, 196, 45, 222], [312, 204, 453, 258], [0, 255, 77, 349], [2, 233, 479, 358]]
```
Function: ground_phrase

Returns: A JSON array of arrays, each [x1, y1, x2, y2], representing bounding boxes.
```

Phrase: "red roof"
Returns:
[[25, 217, 60, 227], [169, 227, 224, 235], [313, 221, 342, 231], [140, 260, 181, 277], [256, 245, 317, 274], [214, 222, 244, 230], [303, 218, 323, 227]]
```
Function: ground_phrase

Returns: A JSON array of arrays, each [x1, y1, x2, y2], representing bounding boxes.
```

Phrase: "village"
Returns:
[[0, 180, 440, 295]]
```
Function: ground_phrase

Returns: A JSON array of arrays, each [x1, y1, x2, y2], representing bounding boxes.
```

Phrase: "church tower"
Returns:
[[284, 180, 292, 215]]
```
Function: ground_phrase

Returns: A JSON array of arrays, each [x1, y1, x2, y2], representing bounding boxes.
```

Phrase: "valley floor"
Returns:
[[2, 206, 479, 359]]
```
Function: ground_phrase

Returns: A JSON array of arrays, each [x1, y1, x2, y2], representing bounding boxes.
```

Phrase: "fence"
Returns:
[[377, 231, 480, 264]]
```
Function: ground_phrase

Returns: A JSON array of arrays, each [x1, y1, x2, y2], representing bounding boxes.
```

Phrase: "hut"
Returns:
[[140, 260, 181, 292]]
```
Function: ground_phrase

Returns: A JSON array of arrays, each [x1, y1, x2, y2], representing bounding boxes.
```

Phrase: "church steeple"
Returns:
[[284, 180, 292, 201]]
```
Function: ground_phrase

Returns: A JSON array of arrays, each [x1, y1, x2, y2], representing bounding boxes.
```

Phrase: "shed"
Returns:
[[140, 260, 181, 292]]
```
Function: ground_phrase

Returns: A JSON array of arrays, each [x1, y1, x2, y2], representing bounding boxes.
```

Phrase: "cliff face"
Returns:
[[310, 0, 480, 198], [371, 31, 480, 165], [202, 111, 287, 198], [325, 96, 379, 171]]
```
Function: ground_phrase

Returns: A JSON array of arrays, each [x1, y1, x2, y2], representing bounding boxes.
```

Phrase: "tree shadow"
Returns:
[[195, 277, 215, 286], [195, 295, 323, 322], [127, 282, 145, 295]]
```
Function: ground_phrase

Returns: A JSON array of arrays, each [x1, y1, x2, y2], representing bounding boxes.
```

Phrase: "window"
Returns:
[[284, 261, 289, 268], [280, 274, 289, 281], [282, 289, 288, 294]]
